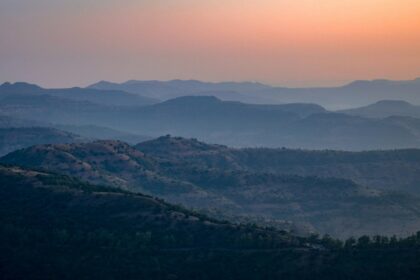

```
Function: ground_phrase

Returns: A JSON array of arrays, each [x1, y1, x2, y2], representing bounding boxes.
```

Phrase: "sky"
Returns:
[[0, 0, 419, 87]]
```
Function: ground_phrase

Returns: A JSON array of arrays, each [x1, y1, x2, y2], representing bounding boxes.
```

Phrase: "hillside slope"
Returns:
[[340, 100, 420, 118], [0, 82, 158, 107], [137, 136, 420, 195], [0, 127, 83, 156], [89, 78, 420, 109], [1, 164, 420, 279], [4, 140, 420, 237]]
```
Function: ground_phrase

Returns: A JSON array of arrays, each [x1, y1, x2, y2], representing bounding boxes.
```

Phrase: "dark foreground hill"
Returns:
[[1, 164, 420, 279], [4, 139, 420, 237]]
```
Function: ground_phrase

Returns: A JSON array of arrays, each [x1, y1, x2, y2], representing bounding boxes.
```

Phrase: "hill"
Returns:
[[121, 98, 420, 150], [0, 127, 83, 156], [137, 136, 420, 195], [4, 82, 420, 150], [0, 92, 115, 125], [340, 100, 420, 118], [53, 124, 151, 144], [0, 164, 299, 279], [264, 78, 420, 109], [0, 82, 158, 107], [0, 114, 151, 145], [89, 79, 272, 103], [0, 115, 44, 128], [89, 78, 420, 109], [2, 164, 420, 279], [4, 139, 420, 237]]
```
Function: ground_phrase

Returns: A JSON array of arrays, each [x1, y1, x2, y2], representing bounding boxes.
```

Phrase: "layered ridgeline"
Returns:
[[137, 136, 420, 195], [2, 164, 420, 279], [120, 96, 420, 150], [5, 81, 420, 150], [0, 127, 84, 156], [89, 78, 420, 109], [0, 82, 156, 128], [0, 114, 149, 156], [0, 113, 150, 148], [0, 82, 158, 107], [4, 137, 420, 237], [89, 79, 272, 103]]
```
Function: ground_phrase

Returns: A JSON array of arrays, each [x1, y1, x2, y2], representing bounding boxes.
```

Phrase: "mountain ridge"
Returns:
[[340, 100, 420, 118], [0, 82, 158, 107], [4, 138, 420, 237], [88, 78, 420, 109]]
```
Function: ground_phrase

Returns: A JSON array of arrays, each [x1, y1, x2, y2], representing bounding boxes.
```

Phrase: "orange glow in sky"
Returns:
[[0, 0, 419, 87]]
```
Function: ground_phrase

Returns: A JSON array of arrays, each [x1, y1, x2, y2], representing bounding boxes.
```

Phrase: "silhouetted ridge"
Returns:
[[137, 135, 227, 157], [158, 95, 222, 106], [0, 127, 84, 156], [4, 139, 420, 237], [373, 100, 413, 106], [0, 82, 43, 91], [340, 100, 420, 118]]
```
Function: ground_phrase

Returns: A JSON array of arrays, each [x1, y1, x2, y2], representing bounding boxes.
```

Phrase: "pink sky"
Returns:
[[1, 0, 419, 87]]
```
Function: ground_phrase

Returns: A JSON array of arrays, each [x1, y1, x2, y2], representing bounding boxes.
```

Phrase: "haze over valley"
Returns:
[[2, 0, 420, 278]]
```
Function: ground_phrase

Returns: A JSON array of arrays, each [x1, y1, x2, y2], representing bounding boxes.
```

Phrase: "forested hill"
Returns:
[[1, 164, 420, 279], [4, 139, 420, 237], [136, 136, 420, 195]]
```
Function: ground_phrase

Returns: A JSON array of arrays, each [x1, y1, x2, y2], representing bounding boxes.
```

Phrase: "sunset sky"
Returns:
[[1, 0, 419, 87]]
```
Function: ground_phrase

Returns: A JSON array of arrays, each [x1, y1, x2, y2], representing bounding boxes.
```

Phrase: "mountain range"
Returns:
[[4, 80, 420, 150], [0, 82, 158, 107], [2, 164, 420, 279], [4, 136, 420, 237], [89, 78, 420, 109], [340, 100, 420, 118], [0, 127, 83, 156], [3, 78, 420, 278]]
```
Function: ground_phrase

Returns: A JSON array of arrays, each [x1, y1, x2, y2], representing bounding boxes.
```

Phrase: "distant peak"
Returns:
[[0, 82, 43, 91], [372, 100, 413, 107], [88, 80, 116, 88], [374, 99, 411, 104], [344, 79, 389, 88], [136, 135, 226, 155], [344, 78, 420, 88], [161, 95, 221, 104]]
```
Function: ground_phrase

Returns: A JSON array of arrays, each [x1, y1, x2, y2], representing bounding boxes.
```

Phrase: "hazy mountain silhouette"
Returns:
[[0, 114, 44, 128], [0, 127, 83, 156], [0, 115, 150, 148], [112, 97, 420, 150], [263, 78, 420, 109], [89, 79, 272, 102], [3, 88, 420, 150], [0, 82, 158, 107], [340, 100, 420, 118], [89, 78, 420, 109]]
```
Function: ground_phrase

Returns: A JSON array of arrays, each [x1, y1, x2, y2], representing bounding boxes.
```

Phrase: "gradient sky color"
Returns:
[[1, 0, 419, 87]]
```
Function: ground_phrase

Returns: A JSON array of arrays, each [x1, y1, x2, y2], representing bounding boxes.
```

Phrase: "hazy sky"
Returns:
[[1, 0, 419, 87]]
